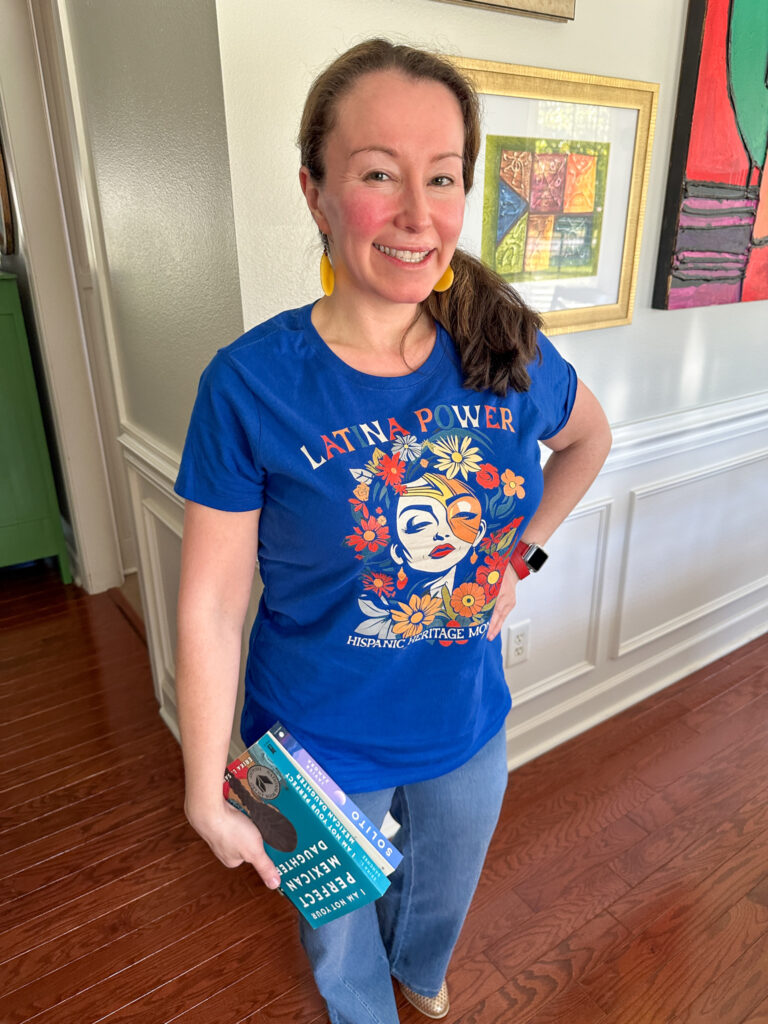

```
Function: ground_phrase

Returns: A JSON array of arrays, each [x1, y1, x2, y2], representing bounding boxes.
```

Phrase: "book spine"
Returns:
[[268, 726, 393, 876], [270, 723, 403, 872], [257, 736, 389, 896]]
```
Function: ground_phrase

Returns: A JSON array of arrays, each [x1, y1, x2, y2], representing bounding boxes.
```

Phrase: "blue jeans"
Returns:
[[299, 726, 508, 1024]]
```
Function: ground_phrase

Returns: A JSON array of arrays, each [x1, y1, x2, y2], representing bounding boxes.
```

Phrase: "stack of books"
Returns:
[[223, 723, 402, 928]]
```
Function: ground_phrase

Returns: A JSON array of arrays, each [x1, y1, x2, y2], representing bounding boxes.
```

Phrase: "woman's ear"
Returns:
[[299, 166, 330, 236], [390, 543, 403, 566]]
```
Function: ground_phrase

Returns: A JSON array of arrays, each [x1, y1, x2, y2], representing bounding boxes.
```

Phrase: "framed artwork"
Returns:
[[454, 57, 657, 334], [432, 0, 575, 20], [653, 0, 768, 310], [0, 140, 13, 256]]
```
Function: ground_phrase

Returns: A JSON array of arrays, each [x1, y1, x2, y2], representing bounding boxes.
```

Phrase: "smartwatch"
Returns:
[[510, 540, 548, 580]]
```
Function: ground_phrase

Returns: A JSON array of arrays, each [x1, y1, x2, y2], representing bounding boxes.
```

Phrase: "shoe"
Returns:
[[398, 979, 450, 1019]]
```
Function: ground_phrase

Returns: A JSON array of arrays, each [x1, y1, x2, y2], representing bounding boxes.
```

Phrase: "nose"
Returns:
[[394, 179, 431, 234]]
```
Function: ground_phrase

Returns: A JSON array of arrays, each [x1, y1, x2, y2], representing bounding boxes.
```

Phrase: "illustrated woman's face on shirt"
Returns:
[[395, 488, 484, 575]]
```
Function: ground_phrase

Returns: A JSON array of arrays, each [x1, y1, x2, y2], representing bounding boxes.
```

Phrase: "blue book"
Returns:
[[223, 732, 389, 928], [270, 722, 403, 875]]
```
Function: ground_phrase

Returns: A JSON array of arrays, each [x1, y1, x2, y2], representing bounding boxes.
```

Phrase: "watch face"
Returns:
[[525, 545, 548, 572]]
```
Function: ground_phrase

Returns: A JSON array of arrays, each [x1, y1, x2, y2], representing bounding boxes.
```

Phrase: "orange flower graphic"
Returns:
[[363, 572, 395, 598], [450, 581, 487, 618], [346, 515, 391, 553], [501, 470, 525, 499], [375, 453, 406, 489], [391, 593, 442, 638], [477, 553, 508, 599]]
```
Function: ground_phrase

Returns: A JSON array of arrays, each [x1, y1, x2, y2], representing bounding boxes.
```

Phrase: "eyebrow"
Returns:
[[398, 504, 438, 519], [348, 146, 463, 162]]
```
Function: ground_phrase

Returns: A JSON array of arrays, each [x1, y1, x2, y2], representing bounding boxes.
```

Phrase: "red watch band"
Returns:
[[509, 540, 531, 580]]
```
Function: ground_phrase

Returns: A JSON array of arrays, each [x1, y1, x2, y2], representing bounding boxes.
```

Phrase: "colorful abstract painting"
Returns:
[[482, 135, 609, 281], [653, 0, 768, 309]]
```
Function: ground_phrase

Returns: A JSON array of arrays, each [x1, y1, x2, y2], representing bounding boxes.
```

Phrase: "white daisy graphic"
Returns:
[[430, 435, 483, 480], [391, 434, 423, 462]]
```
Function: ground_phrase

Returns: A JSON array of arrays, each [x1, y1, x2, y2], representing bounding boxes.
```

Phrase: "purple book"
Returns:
[[269, 723, 403, 873]]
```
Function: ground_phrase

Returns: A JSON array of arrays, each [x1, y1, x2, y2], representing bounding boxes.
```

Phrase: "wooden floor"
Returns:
[[1, 563, 768, 1024]]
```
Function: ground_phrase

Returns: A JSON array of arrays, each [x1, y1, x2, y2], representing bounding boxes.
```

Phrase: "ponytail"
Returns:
[[423, 248, 542, 396]]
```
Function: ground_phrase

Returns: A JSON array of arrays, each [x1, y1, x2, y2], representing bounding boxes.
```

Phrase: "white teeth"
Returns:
[[374, 244, 430, 263]]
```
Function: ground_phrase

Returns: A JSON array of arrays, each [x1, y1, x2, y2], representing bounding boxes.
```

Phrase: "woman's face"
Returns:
[[300, 70, 466, 309], [395, 488, 484, 575]]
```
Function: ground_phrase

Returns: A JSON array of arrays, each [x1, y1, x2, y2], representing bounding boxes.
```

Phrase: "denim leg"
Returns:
[[377, 726, 509, 997], [299, 787, 398, 1024]]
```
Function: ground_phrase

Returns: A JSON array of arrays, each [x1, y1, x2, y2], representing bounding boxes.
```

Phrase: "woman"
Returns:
[[175, 38, 611, 1024]]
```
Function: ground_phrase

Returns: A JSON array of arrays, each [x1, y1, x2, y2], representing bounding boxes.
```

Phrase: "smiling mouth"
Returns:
[[374, 243, 432, 264], [430, 544, 455, 558]]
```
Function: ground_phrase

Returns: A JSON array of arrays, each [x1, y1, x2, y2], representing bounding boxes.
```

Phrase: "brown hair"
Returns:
[[299, 38, 542, 395]]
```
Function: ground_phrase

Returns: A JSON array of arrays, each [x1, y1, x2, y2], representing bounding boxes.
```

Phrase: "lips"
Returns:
[[430, 544, 455, 559]]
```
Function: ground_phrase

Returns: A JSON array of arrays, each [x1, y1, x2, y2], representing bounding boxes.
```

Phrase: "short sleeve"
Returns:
[[174, 352, 265, 511], [529, 332, 578, 440]]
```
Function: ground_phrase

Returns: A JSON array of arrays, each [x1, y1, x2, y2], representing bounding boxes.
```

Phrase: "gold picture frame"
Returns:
[[434, 0, 575, 21], [0, 140, 14, 256], [454, 56, 658, 334]]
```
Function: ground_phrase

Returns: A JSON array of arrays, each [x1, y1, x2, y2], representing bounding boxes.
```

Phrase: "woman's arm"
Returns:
[[176, 500, 281, 888], [487, 380, 612, 641]]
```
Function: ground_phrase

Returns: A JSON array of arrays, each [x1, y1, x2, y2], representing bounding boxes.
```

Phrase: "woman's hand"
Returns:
[[487, 564, 520, 642], [186, 798, 282, 889]]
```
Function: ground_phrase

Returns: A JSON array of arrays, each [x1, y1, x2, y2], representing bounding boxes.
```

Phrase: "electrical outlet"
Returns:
[[505, 620, 530, 667]]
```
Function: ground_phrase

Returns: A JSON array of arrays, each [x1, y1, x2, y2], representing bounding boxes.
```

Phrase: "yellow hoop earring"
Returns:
[[320, 250, 335, 297], [433, 265, 454, 293]]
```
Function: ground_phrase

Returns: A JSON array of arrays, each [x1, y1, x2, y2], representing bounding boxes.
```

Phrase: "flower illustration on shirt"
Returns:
[[375, 453, 407, 492], [476, 552, 508, 600], [391, 433, 423, 462], [391, 593, 442, 638], [363, 571, 396, 598], [450, 581, 487, 618], [476, 463, 500, 489], [501, 470, 525, 498], [346, 515, 390, 553], [430, 436, 483, 480]]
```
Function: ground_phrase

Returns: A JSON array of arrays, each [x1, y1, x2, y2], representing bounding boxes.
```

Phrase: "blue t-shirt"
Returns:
[[175, 303, 577, 791]]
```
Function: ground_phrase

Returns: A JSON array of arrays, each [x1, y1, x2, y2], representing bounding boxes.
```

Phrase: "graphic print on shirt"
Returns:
[[343, 425, 525, 648]]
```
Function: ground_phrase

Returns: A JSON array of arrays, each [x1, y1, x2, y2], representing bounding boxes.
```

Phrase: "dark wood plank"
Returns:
[[485, 863, 629, 978], [670, 929, 768, 1023], [460, 911, 627, 1022], [1, 860, 252, 994], [593, 894, 768, 1021], [0, 841, 216, 964]]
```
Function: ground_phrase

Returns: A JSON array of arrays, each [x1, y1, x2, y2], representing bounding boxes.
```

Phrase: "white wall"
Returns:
[[63, 0, 243, 454]]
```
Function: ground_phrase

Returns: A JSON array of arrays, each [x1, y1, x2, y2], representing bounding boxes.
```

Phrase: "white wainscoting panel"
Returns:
[[122, 429, 184, 725], [141, 499, 182, 692], [616, 449, 768, 656], [504, 498, 611, 705]]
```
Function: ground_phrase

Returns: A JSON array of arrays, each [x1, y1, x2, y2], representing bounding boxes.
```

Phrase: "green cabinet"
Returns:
[[0, 272, 71, 583]]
